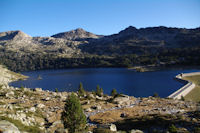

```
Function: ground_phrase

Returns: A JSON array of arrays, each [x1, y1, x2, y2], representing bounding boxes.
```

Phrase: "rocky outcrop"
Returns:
[[0, 65, 27, 85], [0, 30, 31, 41], [0, 120, 20, 133]]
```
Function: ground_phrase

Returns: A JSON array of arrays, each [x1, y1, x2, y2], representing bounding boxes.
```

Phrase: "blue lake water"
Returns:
[[10, 68, 199, 97]]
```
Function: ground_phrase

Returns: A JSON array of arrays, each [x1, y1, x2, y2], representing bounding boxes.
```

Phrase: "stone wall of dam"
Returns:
[[168, 72, 200, 99]]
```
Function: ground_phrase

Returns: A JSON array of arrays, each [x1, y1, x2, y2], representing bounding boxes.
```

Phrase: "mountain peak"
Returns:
[[118, 26, 138, 35], [51, 28, 100, 40], [74, 28, 85, 32], [0, 30, 31, 41]]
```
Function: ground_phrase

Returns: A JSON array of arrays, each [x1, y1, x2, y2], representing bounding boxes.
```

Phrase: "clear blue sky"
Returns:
[[0, 0, 200, 36]]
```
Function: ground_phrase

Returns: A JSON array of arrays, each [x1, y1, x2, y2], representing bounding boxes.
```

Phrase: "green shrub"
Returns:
[[194, 127, 200, 133], [111, 89, 117, 97], [168, 124, 177, 133], [55, 88, 59, 92], [181, 95, 185, 101], [20, 85, 25, 91], [153, 92, 159, 98], [96, 85, 103, 97]]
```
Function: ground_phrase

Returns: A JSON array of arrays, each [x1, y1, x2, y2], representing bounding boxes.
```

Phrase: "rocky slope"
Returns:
[[0, 68, 200, 132]]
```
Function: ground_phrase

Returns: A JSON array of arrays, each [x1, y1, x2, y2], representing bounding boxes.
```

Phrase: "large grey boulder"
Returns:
[[130, 129, 144, 133], [35, 103, 45, 108], [97, 124, 117, 132], [0, 120, 20, 133], [113, 94, 130, 104], [34, 88, 42, 92], [5, 91, 14, 98]]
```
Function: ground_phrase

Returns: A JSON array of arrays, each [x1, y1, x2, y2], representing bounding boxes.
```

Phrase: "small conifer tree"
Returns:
[[111, 89, 117, 97], [181, 95, 185, 101], [78, 82, 85, 96], [153, 92, 159, 98], [61, 93, 86, 133], [96, 85, 101, 97]]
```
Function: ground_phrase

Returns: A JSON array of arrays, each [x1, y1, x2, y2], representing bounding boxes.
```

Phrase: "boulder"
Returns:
[[6, 104, 13, 110], [0, 120, 20, 133], [88, 93, 95, 99], [120, 113, 126, 118], [5, 91, 14, 98], [43, 97, 50, 101], [46, 115, 58, 123], [113, 95, 129, 104], [98, 124, 117, 132], [29, 107, 36, 112], [55, 128, 68, 133], [35, 117, 45, 126], [96, 95, 103, 100], [130, 129, 144, 133], [96, 105, 101, 110], [85, 108, 92, 112], [34, 88, 42, 92], [48, 120, 65, 133], [91, 105, 101, 110], [35, 103, 45, 108]]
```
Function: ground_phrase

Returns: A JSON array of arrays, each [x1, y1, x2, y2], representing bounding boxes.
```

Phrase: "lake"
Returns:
[[10, 68, 199, 97]]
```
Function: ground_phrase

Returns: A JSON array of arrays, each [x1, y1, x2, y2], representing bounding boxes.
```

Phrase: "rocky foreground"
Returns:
[[0, 66, 200, 133]]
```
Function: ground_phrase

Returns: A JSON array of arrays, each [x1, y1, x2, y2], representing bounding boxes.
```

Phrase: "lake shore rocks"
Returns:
[[0, 65, 200, 132]]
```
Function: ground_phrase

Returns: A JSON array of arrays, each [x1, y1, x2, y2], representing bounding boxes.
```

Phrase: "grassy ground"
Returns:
[[183, 75, 200, 102]]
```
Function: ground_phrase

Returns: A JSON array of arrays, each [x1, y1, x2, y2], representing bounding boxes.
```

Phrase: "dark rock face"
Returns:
[[81, 26, 200, 55]]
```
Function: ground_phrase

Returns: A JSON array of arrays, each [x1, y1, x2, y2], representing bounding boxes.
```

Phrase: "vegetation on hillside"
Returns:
[[1, 47, 200, 72]]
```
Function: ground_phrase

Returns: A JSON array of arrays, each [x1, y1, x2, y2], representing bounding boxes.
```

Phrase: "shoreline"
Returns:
[[128, 65, 200, 72], [0, 65, 28, 86], [168, 72, 200, 99]]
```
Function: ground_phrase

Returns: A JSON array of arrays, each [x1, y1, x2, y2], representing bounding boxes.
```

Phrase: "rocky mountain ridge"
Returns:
[[83, 26, 200, 55], [0, 26, 200, 71], [1, 26, 199, 55]]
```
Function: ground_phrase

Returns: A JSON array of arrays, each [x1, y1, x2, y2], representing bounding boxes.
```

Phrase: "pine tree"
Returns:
[[111, 89, 117, 97], [55, 88, 58, 92], [78, 82, 85, 96], [100, 88, 103, 96], [61, 93, 86, 133], [96, 85, 101, 97]]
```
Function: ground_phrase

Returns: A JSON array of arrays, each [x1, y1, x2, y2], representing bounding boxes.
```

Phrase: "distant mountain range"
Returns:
[[0, 26, 200, 71]]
